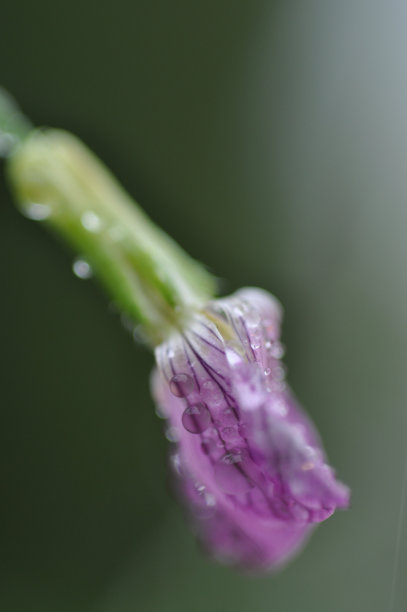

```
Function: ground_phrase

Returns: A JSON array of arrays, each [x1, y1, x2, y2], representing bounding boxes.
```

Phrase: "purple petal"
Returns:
[[152, 287, 350, 570]]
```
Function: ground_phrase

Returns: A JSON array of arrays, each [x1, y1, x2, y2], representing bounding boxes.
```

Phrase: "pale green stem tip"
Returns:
[[0, 88, 32, 156]]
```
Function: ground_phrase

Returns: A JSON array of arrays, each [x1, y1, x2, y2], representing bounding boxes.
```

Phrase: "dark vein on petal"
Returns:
[[240, 316, 257, 361], [183, 340, 200, 392], [191, 330, 226, 354]]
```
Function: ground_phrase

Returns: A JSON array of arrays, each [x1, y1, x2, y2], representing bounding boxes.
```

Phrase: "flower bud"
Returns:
[[152, 288, 350, 570], [1, 89, 349, 571]]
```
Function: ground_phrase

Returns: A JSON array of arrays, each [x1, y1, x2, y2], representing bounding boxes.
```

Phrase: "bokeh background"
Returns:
[[1, 1, 406, 611]]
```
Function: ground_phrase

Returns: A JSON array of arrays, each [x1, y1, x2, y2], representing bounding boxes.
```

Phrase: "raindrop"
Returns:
[[214, 451, 254, 494], [182, 403, 211, 434], [81, 210, 102, 232], [165, 426, 179, 442], [204, 492, 216, 507], [154, 405, 166, 419], [246, 311, 261, 328], [72, 258, 93, 279], [201, 380, 223, 405], [169, 373, 195, 397], [270, 341, 284, 359], [170, 453, 182, 475], [23, 202, 51, 221]]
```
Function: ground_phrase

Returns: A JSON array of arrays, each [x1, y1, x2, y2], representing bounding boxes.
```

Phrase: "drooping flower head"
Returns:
[[153, 287, 349, 570], [2, 96, 350, 573]]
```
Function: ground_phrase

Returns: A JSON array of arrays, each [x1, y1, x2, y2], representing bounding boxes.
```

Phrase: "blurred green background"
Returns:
[[1, 1, 406, 611]]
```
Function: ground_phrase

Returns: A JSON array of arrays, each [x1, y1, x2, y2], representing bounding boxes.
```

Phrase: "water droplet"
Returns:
[[154, 405, 166, 419], [81, 210, 102, 232], [165, 426, 179, 442], [23, 202, 51, 221], [214, 451, 254, 494], [270, 341, 284, 359], [170, 453, 182, 475], [169, 373, 195, 397], [182, 403, 211, 433], [264, 368, 271, 376], [246, 311, 261, 328], [72, 258, 93, 279], [201, 380, 223, 406], [204, 492, 216, 507], [251, 342, 261, 350]]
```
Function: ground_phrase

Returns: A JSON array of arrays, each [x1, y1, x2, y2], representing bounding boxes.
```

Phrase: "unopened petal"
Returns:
[[151, 287, 350, 570]]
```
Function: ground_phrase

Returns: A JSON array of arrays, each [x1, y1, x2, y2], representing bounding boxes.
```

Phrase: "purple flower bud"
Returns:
[[152, 288, 350, 571]]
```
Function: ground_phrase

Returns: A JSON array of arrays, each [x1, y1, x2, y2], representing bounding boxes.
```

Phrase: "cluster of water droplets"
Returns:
[[21, 203, 134, 292], [164, 363, 261, 501], [209, 296, 287, 397]]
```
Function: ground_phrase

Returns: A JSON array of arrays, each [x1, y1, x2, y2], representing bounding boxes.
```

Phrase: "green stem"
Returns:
[[2, 91, 216, 346]]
